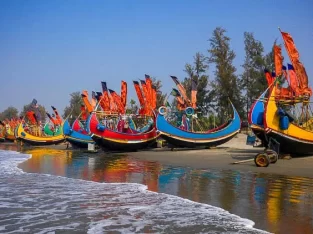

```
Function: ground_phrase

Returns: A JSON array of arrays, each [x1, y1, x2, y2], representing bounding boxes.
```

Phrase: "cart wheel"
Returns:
[[265, 149, 278, 164], [254, 153, 270, 167]]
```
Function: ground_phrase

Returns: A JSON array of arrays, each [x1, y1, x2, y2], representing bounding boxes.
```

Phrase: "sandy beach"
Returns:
[[2, 133, 313, 179], [2, 135, 313, 233], [128, 134, 313, 179]]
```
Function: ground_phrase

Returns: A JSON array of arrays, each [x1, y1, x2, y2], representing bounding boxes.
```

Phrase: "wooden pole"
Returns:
[[231, 158, 254, 164]]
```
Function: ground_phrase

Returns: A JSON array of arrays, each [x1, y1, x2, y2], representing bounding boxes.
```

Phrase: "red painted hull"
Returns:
[[87, 113, 158, 151]]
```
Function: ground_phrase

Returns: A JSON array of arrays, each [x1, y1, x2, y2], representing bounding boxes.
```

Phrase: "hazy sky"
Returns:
[[0, 0, 312, 114]]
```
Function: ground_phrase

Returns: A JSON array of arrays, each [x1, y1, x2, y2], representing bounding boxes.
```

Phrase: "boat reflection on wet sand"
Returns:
[[16, 147, 313, 234]]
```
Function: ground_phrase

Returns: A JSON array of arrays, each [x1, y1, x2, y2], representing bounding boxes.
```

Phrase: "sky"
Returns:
[[0, 0, 312, 115]]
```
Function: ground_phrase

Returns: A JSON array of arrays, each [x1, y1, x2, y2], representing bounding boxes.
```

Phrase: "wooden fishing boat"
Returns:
[[86, 112, 158, 151], [264, 85, 313, 155], [63, 119, 94, 148], [15, 122, 65, 146], [156, 101, 241, 148], [263, 28, 313, 155]]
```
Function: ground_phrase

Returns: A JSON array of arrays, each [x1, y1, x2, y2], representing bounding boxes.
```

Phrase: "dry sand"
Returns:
[[128, 134, 313, 179]]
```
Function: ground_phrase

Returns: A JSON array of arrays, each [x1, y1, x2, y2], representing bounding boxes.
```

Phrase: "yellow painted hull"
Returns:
[[264, 86, 313, 154], [16, 123, 65, 146]]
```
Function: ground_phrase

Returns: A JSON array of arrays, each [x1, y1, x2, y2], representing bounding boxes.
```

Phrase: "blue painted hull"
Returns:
[[248, 89, 269, 146], [63, 119, 94, 148], [156, 102, 241, 148]]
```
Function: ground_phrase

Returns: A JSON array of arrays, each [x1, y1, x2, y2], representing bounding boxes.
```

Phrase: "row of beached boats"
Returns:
[[0, 28, 311, 160], [0, 75, 241, 151]]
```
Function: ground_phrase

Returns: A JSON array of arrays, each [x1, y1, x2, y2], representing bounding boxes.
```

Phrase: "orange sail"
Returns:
[[140, 80, 150, 115], [287, 64, 301, 96], [133, 81, 145, 107], [151, 85, 157, 110], [46, 112, 57, 125], [109, 89, 125, 114], [191, 79, 197, 109], [140, 80, 148, 103], [108, 93, 117, 112], [91, 91, 97, 110], [51, 106, 62, 124], [274, 44, 283, 77], [120, 81, 127, 109], [171, 88, 186, 111], [264, 69, 274, 87], [101, 82, 110, 111], [145, 74, 153, 109], [81, 90, 93, 112], [280, 29, 311, 95], [176, 97, 186, 111], [170, 76, 191, 106]]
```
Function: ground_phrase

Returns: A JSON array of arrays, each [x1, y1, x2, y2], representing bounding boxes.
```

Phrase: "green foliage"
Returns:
[[126, 98, 138, 114], [151, 77, 167, 108], [0, 106, 19, 120], [181, 52, 212, 111], [63, 92, 83, 119], [189, 114, 222, 132], [263, 45, 275, 72], [240, 32, 267, 119], [20, 104, 46, 123], [207, 27, 244, 122]]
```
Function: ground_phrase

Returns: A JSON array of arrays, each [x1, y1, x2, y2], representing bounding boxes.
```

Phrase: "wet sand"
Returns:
[[129, 134, 313, 179], [2, 134, 313, 178], [2, 137, 313, 233]]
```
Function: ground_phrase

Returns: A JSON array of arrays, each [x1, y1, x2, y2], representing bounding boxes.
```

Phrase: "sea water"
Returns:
[[0, 150, 269, 233]]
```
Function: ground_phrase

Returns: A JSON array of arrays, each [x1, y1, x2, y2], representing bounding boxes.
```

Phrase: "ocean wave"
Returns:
[[0, 150, 270, 233]]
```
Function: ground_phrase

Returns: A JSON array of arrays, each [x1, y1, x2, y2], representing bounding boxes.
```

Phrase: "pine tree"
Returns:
[[182, 52, 211, 112], [63, 92, 83, 119], [0, 106, 19, 120], [207, 27, 244, 122], [241, 32, 266, 119]]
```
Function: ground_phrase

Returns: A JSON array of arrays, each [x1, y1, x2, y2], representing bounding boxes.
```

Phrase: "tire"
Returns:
[[254, 153, 270, 167]]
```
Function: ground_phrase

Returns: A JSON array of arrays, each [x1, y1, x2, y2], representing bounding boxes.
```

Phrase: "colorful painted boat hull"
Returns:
[[264, 86, 313, 155], [44, 123, 62, 136], [63, 119, 94, 148], [5, 134, 15, 142], [248, 89, 269, 146], [86, 113, 158, 151], [156, 102, 241, 148], [16, 123, 65, 146]]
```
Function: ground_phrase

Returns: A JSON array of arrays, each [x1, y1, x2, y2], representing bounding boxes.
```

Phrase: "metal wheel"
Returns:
[[254, 153, 270, 167]]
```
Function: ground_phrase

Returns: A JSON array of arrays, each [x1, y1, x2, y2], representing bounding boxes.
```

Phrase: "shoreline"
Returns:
[[127, 134, 313, 179], [2, 135, 313, 233], [2, 133, 313, 179]]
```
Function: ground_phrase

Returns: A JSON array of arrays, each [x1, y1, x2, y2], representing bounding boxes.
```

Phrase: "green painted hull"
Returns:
[[44, 123, 62, 136]]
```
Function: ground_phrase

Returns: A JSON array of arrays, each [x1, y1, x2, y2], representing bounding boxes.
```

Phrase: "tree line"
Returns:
[[0, 26, 275, 124], [181, 27, 275, 123]]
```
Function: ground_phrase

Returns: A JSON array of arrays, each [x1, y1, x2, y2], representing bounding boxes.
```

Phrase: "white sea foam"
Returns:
[[0, 149, 271, 233]]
